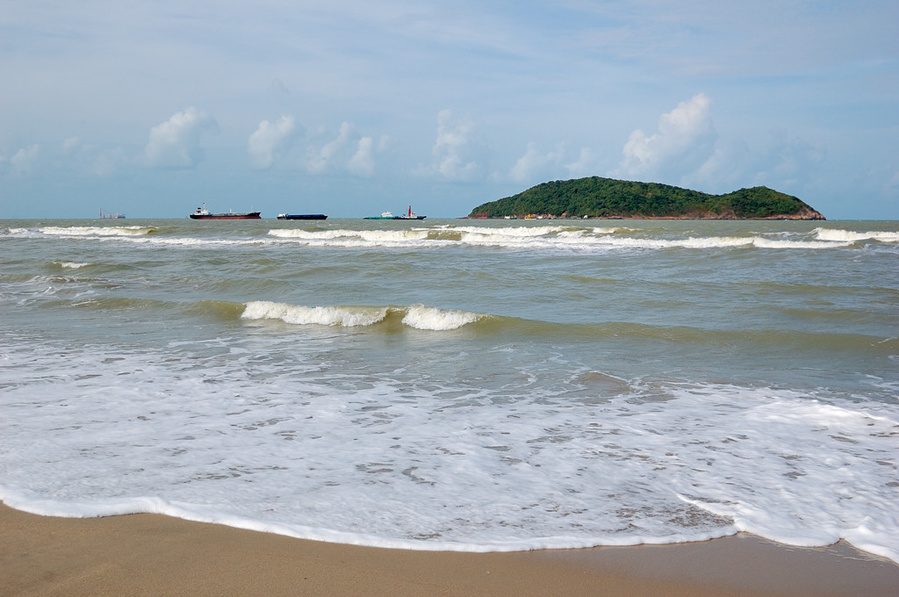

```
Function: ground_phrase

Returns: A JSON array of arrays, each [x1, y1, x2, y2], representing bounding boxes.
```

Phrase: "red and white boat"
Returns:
[[365, 205, 426, 220]]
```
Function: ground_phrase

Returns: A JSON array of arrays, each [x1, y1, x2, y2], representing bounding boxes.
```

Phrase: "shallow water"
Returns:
[[1, 218, 897, 559]]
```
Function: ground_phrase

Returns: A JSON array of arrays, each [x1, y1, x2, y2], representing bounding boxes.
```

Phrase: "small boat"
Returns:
[[365, 206, 426, 220], [277, 214, 328, 220], [190, 204, 261, 220], [397, 205, 426, 220], [365, 211, 396, 220]]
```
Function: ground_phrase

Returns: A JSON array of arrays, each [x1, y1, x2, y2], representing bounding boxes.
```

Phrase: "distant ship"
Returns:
[[365, 206, 426, 220], [190, 204, 261, 220], [99, 209, 125, 219], [277, 213, 328, 220]]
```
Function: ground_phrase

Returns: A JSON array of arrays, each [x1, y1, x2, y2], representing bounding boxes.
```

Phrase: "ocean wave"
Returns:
[[242, 301, 389, 327], [264, 225, 859, 252], [0, 484, 721, 553], [236, 303, 895, 355], [402, 304, 484, 330], [241, 301, 485, 330], [137, 236, 266, 247], [269, 228, 432, 248], [2, 380, 897, 559], [8, 223, 873, 252], [38, 228, 262, 247], [813, 228, 899, 243], [39, 226, 157, 237]]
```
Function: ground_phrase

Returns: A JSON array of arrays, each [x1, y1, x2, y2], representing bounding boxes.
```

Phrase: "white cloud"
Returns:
[[57, 137, 130, 177], [307, 122, 356, 173], [617, 94, 717, 180], [91, 147, 129, 178], [748, 131, 826, 189], [420, 109, 480, 180], [61, 137, 81, 155], [248, 115, 300, 169], [507, 142, 564, 184], [303, 122, 377, 176], [565, 148, 600, 178], [10, 144, 40, 173], [144, 108, 218, 169], [347, 137, 375, 176], [683, 139, 750, 191], [682, 130, 826, 193]]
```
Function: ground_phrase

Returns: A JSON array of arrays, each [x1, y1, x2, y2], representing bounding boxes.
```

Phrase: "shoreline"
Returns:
[[3, 502, 898, 597]]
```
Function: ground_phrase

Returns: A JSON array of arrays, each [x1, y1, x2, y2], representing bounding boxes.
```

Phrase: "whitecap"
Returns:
[[402, 305, 483, 330], [39, 226, 155, 237], [814, 228, 899, 243], [242, 301, 388, 327]]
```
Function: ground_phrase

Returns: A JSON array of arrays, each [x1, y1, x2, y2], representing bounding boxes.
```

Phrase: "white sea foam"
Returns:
[[3, 218, 898, 562], [750, 237, 849, 249], [269, 226, 593, 250], [402, 304, 483, 330], [58, 261, 90, 269], [814, 227, 899, 243], [1, 331, 897, 559], [39, 226, 155, 236], [142, 236, 264, 247], [33, 226, 265, 248], [242, 301, 388, 326], [241, 301, 483, 330], [265, 226, 854, 252], [269, 228, 431, 248]]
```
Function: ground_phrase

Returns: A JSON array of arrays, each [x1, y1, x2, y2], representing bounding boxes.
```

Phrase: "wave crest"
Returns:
[[242, 301, 388, 327], [264, 225, 870, 251], [242, 301, 484, 330], [402, 304, 484, 330], [39, 226, 156, 237], [814, 228, 899, 243]]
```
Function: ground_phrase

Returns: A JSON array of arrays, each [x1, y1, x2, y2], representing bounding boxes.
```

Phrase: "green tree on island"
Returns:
[[468, 177, 825, 220]]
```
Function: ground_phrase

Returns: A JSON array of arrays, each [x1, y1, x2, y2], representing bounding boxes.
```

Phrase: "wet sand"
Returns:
[[3, 502, 898, 596]]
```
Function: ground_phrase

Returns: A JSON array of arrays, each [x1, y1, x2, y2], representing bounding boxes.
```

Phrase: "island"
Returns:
[[468, 177, 825, 220]]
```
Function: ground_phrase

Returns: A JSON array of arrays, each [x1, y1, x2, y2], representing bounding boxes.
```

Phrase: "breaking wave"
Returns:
[[39, 226, 157, 236], [241, 301, 485, 330], [266, 225, 860, 251], [813, 228, 899, 243]]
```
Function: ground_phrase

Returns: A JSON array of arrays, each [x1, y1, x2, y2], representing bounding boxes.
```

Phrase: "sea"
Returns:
[[1, 218, 897, 562]]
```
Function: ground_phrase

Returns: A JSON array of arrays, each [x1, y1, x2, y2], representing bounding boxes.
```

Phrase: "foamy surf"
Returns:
[[242, 301, 484, 330], [269, 228, 432, 247], [402, 304, 484, 330], [263, 225, 862, 252], [242, 301, 389, 327], [3, 217, 897, 563], [814, 227, 899, 243], [39, 226, 156, 236]]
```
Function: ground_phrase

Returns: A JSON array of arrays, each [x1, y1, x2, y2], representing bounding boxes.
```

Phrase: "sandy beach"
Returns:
[[3, 502, 898, 597]]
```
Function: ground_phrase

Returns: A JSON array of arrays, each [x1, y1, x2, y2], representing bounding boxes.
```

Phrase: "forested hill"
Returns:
[[468, 177, 825, 220]]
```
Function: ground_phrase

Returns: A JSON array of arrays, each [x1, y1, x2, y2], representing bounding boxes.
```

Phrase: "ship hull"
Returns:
[[277, 214, 328, 220], [190, 212, 261, 220]]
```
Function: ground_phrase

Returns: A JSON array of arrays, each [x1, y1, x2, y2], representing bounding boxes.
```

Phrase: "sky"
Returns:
[[1, 0, 897, 219]]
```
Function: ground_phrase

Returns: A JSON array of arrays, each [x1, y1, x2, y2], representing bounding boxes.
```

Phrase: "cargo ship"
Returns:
[[364, 206, 426, 220], [277, 213, 328, 220], [190, 204, 261, 219]]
